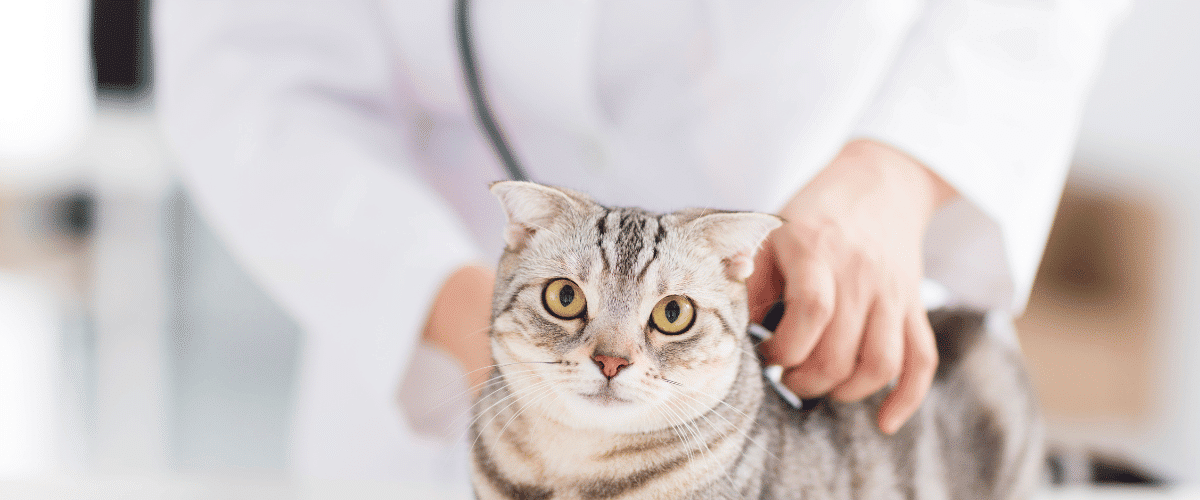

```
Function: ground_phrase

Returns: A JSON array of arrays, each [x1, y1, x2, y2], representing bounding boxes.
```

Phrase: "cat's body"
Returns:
[[473, 182, 1043, 499]]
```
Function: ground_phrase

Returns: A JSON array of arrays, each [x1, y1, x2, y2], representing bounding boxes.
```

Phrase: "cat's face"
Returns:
[[487, 182, 780, 433]]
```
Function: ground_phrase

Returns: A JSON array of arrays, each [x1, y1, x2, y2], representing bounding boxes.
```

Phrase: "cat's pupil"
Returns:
[[665, 300, 680, 323], [559, 285, 575, 307]]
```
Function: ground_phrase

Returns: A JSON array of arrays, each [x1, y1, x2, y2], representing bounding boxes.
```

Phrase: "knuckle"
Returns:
[[800, 295, 833, 322], [847, 260, 881, 301], [804, 218, 846, 255], [848, 251, 871, 273], [880, 282, 904, 308], [770, 348, 805, 369], [864, 351, 902, 383], [808, 351, 854, 382], [878, 301, 904, 324], [792, 217, 832, 247]]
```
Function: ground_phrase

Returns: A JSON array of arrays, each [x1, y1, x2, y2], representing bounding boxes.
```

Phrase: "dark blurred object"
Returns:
[[760, 301, 785, 332], [1047, 448, 1168, 486], [53, 191, 94, 240], [1092, 454, 1167, 485], [91, 0, 149, 95]]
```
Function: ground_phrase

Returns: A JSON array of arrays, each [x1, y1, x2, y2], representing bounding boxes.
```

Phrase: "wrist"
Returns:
[[421, 264, 496, 391], [840, 139, 957, 223], [784, 139, 956, 230]]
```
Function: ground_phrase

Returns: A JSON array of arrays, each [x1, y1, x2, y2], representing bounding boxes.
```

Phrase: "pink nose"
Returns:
[[592, 354, 631, 379]]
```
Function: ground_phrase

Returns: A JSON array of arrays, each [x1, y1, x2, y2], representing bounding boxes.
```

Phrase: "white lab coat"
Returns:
[[154, 0, 1128, 485]]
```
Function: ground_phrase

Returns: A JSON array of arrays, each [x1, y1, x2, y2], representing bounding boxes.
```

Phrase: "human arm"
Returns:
[[155, 0, 481, 475], [421, 265, 495, 394]]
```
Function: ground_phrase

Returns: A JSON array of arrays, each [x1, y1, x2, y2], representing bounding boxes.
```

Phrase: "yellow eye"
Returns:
[[651, 295, 695, 335], [543, 279, 586, 319]]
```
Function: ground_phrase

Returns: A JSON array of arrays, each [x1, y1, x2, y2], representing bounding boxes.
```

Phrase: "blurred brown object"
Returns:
[[1017, 178, 1160, 421], [0, 189, 92, 300]]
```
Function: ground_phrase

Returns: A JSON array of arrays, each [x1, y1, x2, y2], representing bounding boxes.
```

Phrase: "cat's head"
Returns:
[[487, 181, 780, 433]]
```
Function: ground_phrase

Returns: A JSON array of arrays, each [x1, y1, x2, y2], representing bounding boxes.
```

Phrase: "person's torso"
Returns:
[[381, 0, 925, 256]]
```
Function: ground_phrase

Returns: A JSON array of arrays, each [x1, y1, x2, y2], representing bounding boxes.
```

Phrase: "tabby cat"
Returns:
[[472, 181, 1043, 499]]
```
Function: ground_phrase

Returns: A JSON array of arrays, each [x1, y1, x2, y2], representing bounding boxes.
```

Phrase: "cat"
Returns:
[[471, 181, 1044, 499]]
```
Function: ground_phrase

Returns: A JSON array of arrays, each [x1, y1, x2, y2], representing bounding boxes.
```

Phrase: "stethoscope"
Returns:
[[454, 0, 530, 182]]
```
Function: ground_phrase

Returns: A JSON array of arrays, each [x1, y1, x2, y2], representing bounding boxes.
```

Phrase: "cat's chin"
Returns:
[[538, 392, 661, 433], [572, 385, 642, 416], [578, 390, 633, 407], [546, 393, 699, 434]]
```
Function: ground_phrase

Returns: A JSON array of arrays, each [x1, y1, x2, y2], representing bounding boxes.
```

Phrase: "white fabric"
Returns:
[[154, 0, 1128, 483]]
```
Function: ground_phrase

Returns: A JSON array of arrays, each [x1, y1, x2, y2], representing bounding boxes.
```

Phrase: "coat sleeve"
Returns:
[[853, 0, 1130, 312], [155, 0, 480, 477]]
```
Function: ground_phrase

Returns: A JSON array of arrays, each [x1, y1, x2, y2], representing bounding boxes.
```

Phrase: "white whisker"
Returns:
[[662, 382, 780, 463], [429, 362, 562, 412], [460, 378, 561, 445], [494, 385, 560, 442], [669, 394, 744, 494], [447, 370, 550, 425], [658, 398, 698, 465]]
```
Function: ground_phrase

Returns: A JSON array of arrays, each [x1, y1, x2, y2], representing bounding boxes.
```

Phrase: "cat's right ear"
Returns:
[[490, 181, 582, 250], [689, 212, 783, 281]]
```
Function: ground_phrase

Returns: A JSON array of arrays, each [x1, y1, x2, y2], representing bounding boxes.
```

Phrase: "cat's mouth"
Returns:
[[579, 387, 632, 406]]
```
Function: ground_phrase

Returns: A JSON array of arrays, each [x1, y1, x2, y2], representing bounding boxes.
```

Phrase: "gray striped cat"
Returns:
[[473, 181, 1044, 499]]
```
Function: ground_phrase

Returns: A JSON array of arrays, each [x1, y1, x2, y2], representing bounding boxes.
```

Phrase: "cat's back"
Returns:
[[752, 309, 1044, 500]]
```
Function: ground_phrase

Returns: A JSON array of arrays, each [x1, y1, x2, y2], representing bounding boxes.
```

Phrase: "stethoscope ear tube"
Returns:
[[455, 0, 530, 182]]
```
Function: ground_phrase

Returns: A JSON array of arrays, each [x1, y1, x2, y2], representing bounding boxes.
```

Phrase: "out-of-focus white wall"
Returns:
[[0, 0, 93, 171], [0, 277, 59, 478], [1073, 0, 1200, 483]]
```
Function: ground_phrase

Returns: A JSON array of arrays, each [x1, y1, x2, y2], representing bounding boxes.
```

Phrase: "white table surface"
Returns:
[[1, 475, 1195, 500], [0, 474, 473, 500]]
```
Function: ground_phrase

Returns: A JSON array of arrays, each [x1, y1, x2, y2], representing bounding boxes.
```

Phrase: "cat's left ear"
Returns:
[[690, 212, 783, 281], [490, 181, 587, 250]]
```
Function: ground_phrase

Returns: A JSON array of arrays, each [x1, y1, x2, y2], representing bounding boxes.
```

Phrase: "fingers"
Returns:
[[778, 261, 870, 398], [828, 298, 903, 402], [877, 309, 939, 435], [758, 257, 836, 368], [749, 206, 938, 436]]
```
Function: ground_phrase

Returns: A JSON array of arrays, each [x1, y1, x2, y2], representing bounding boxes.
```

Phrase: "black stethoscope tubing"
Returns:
[[455, 0, 530, 182]]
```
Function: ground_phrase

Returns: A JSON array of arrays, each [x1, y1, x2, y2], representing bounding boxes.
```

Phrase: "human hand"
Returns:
[[748, 139, 956, 434], [421, 264, 496, 394]]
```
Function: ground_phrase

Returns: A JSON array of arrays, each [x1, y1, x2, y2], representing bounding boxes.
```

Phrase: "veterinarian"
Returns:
[[155, 0, 1129, 484]]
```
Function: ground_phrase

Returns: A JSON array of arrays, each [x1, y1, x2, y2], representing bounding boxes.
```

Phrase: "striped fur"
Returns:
[[474, 182, 1043, 499]]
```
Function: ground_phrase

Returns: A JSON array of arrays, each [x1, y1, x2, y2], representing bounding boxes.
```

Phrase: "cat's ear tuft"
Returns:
[[690, 212, 783, 281], [490, 181, 584, 250]]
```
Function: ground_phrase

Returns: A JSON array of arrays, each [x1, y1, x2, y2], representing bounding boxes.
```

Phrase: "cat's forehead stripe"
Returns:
[[637, 215, 666, 282], [595, 208, 610, 273], [597, 207, 662, 283], [636, 246, 659, 283], [613, 211, 644, 276]]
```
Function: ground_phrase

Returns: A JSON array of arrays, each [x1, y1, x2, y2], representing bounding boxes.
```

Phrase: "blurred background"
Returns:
[[1, 0, 1199, 495]]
